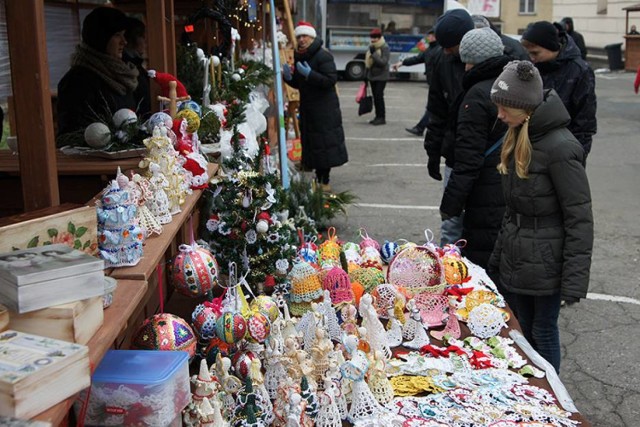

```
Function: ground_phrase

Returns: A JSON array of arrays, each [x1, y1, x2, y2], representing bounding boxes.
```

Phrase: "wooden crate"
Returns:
[[9, 296, 104, 344]]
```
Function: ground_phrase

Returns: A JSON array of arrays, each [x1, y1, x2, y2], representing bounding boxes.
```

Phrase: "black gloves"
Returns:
[[369, 45, 376, 54], [427, 156, 442, 181]]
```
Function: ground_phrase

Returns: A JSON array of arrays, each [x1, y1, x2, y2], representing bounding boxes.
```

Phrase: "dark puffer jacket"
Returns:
[[402, 40, 441, 85], [440, 55, 510, 268], [488, 90, 593, 301], [423, 49, 466, 167], [535, 34, 596, 155], [286, 38, 348, 170]]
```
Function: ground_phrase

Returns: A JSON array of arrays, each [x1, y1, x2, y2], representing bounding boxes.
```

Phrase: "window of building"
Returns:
[[519, 0, 535, 14], [597, 0, 608, 15]]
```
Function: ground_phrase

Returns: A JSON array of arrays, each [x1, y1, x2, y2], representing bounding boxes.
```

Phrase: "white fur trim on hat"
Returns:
[[295, 22, 317, 38]]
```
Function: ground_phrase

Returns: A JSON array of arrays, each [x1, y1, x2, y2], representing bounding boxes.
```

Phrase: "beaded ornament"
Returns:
[[131, 313, 197, 357], [171, 243, 219, 298]]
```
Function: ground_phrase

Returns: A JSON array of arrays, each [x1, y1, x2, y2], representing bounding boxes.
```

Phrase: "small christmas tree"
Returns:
[[300, 375, 319, 420]]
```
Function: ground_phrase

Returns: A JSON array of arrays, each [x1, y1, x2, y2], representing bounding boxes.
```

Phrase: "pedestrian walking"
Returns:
[[560, 17, 587, 60], [488, 60, 594, 373], [283, 21, 348, 192], [423, 8, 474, 246], [439, 28, 509, 269], [521, 21, 597, 158], [365, 28, 390, 125]]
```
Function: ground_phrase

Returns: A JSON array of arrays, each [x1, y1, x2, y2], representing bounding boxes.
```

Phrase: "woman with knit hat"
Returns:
[[487, 60, 593, 373], [364, 28, 390, 125], [439, 28, 510, 269], [57, 7, 139, 144], [283, 21, 347, 192]]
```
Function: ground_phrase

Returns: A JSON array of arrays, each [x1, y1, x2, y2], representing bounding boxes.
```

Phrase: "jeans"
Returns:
[[369, 80, 386, 119], [416, 109, 429, 131], [440, 166, 464, 246], [316, 168, 330, 184], [512, 292, 562, 373]]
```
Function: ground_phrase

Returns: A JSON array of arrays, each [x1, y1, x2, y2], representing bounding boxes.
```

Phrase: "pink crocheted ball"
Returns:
[[171, 244, 220, 298]]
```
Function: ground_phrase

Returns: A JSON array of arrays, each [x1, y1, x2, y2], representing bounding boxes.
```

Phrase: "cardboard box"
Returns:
[[0, 330, 90, 419], [0, 244, 104, 313], [9, 297, 104, 344]]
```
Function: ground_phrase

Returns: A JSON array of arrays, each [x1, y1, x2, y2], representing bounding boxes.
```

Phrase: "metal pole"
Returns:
[[269, 0, 290, 189]]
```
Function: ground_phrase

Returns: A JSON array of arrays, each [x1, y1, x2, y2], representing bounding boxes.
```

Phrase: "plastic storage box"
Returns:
[[77, 350, 190, 426]]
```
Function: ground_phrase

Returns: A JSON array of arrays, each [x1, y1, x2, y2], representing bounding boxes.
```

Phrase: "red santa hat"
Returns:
[[148, 70, 189, 98], [294, 21, 317, 39]]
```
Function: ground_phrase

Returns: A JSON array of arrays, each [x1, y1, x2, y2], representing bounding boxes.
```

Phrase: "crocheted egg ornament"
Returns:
[[380, 241, 399, 264], [170, 244, 220, 297], [360, 246, 383, 270], [215, 310, 247, 344], [467, 303, 506, 339], [178, 100, 203, 117], [387, 245, 445, 295], [131, 313, 197, 357], [443, 255, 469, 286], [349, 267, 385, 293], [323, 267, 354, 305], [175, 109, 201, 133], [232, 350, 258, 380], [358, 228, 381, 251], [191, 303, 218, 341], [246, 311, 271, 343], [249, 295, 280, 323], [318, 228, 341, 268], [288, 260, 323, 304]]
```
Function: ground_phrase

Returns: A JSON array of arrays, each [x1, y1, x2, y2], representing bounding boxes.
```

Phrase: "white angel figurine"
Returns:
[[403, 304, 431, 350], [359, 294, 391, 360]]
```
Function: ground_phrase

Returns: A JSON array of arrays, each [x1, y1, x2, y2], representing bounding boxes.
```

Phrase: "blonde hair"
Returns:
[[497, 107, 533, 179]]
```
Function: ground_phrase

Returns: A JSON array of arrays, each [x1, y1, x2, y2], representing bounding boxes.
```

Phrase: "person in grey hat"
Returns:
[[488, 60, 593, 374], [439, 28, 509, 269], [471, 14, 528, 60], [424, 8, 474, 246], [57, 7, 139, 143]]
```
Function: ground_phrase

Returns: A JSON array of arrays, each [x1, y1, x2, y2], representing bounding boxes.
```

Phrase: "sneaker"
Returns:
[[405, 126, 423, 136], [370, 117, 386, 126]]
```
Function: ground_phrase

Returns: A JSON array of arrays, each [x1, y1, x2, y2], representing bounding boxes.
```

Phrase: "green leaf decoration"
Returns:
[[43, 241, 51, 245], [27, 236, 39, 248], [83, 240, 91, 249], [47, 228, 58, 238], [67, 222, 76, 235], [75, 226, 88, 238], [73, 239, 82, 249]]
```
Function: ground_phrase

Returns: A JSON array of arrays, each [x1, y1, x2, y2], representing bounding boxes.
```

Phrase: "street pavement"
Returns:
[[316, 72, 640, 427]]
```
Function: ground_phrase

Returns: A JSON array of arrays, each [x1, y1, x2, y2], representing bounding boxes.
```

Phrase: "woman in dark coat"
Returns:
[[488, 60, 593, 373], [57, 7, 139, 143], [440, 28, 510, 269], [283, 21, 348, 191]]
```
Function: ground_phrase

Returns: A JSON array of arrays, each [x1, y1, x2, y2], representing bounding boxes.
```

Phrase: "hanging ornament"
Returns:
[[256, 220, 269, 234], [215, 309, 247, 344], [131, 313, 197, 357], [250, 295, 280, 323], [84, 122, 111, 148], [170, 244, 220, 297], [212, 55, 221, 67], [246, 311, 271, 343], [231, 73, 241, 82], [192, 303, 219, 341], [380, 240, 399, 264], [232, 350, 258, 380], [146, 112, 173, 133], [242, 189, 252, 208], [112, 108, 138, 128]]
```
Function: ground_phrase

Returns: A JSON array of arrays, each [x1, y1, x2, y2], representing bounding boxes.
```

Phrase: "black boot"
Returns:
[[370, 117, 386, 125], [405, 126, 423, 136]]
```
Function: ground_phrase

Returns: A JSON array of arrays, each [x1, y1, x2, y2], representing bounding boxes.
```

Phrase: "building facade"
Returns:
[[457, 0, 553, 35]]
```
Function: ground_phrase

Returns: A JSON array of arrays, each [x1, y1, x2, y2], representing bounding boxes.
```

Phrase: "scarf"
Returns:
[[71, 43, 139, 96], [365, 36, 386, 69]]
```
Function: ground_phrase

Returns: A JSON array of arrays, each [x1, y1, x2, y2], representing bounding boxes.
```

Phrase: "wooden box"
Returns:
[[0, 205, 98, 256], [0, 330, 90, 419], [9, 296, 104, 344], [0, 244, 104, 313]]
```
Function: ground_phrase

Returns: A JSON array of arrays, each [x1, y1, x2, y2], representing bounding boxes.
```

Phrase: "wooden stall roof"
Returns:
[[623, 3, 640, 11]]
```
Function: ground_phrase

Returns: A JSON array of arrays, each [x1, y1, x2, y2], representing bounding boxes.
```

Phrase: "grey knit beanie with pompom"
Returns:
[[490, 60, 543, 111]]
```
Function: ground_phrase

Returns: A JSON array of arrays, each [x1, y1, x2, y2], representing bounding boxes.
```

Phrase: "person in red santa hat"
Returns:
[[282, 21, 348, 193]]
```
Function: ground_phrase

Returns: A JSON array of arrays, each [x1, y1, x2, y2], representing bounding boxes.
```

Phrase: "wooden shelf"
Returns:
[[0, 150, 143, 176]]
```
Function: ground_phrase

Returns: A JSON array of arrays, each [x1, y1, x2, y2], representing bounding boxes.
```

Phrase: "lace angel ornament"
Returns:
[[315, 378, 342, 427], [359, 293, 391, 360]]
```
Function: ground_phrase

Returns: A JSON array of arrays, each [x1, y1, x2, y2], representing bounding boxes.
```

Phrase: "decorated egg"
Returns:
[[342, 242, 359, 253], [175, 109, 201, 133], [112, 108, 138, 128], [131, 313, 197, 357], [358, 229, 380, 251], [191, 303, 218, 340], [178, 100, 202, 117], [232, 350, 257, 380], [146, 112, 173, 133], [380, 240, 399, 264], [249, 295, 280, 322], [84, 122, 111, 148], [246, 311, 271, 343], [215, 310, 247, 344], [360, 246, 383, 270], [443, 255, 469, 286], [170, 244, 219, 297]]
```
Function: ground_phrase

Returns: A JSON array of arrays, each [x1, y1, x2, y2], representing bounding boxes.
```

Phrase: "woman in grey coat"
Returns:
[[364, 28, 390, 125], [488, 61, 593, 373]]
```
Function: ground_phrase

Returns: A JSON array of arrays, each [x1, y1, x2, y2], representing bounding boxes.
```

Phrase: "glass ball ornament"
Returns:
[[170, 244, 220, 298], [84, 122, 111, 148], [231, 73, 241, 82], [146, 112, 173, 133], [112, 108, 138, 128], [131, 313, 197, 357]]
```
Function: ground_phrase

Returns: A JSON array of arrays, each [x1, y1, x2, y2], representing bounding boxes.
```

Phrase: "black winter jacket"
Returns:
[[286, 38, 348, 170], [423, 50, 465, 167], [488, 90, 593, 301], [57, 66, 137, 139], [440, 55, 510, 268], [402, 41, 441, 85], [535, 34, 596, 155], [561, 17, 588, 60]]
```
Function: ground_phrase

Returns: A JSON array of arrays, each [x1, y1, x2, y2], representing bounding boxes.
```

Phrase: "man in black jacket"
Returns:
[[560, 17, 587, 60], [392, 30, 440, 136], [522, 21, 597, 157], [424, 9, 474, 245]]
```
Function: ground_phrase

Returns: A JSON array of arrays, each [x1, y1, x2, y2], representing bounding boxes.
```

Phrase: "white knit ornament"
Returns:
[[84, 122, 111, 148], [256, 219, 269, 234]]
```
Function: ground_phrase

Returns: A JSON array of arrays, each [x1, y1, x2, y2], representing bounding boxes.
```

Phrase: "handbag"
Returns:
[[358, 81, 373, 116], [355, 82, 367, 103]]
